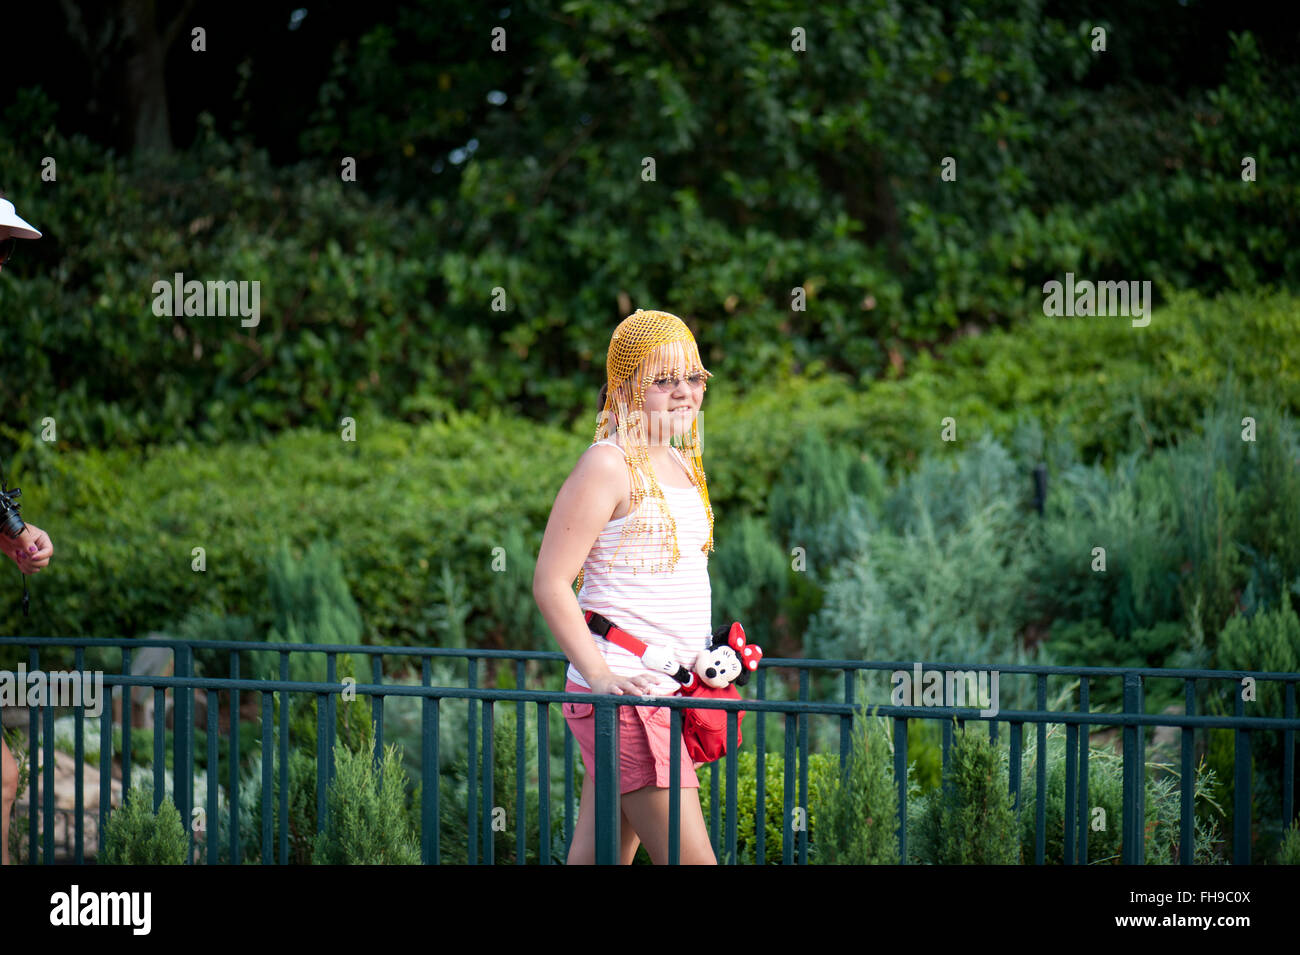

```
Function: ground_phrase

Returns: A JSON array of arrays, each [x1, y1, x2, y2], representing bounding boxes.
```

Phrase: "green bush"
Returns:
[[1239, 411, 1300, 613], [1044, 620, 1188, 713], [818, 707, 899, 864], [1216, 591, 1300, 719], [312, 735, 420, 865], [100, 787, 188, 865], [426, 703, 556, 865], [3, 727, 31, 865], [916, 722, 1021, 865], [241, 748, 319, 865], [1276, 821, 1300, 865], [696, 748, 839, 865], [1012, 725, 1225, 865], [1209, 592, 1300, 860], [708, 513, 792, 652], [1035, 454, 1183, 642], [265, 539, 368, 684], [804, 435, 1041, 700]]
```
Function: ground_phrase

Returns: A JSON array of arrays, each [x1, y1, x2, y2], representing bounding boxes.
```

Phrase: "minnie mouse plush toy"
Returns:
[[686, 621, 762, 690], [675, 622, 762, 762]]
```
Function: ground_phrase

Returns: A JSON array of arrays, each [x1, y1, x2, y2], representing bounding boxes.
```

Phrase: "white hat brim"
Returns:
[[0, 200, 42, 240]]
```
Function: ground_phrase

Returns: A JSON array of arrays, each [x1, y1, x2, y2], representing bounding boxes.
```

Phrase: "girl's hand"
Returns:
[[589, 672, 659, 698], [8, 524, 52, 574]]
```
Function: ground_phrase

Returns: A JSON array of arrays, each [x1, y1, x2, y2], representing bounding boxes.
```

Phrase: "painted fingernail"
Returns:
[[27, 546, 36, 553]]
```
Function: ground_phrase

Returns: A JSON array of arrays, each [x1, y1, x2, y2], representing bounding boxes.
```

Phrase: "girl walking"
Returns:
[[533, 308, 717, 865]]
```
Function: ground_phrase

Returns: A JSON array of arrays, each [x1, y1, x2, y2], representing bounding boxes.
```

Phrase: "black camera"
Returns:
[[0, 481, 25, 539]]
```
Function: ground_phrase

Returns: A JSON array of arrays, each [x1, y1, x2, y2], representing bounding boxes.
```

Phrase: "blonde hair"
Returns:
[[575, 309, 714, 592]]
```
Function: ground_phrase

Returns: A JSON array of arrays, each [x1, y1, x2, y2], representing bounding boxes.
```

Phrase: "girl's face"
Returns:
[[632, 342, 709, 447]]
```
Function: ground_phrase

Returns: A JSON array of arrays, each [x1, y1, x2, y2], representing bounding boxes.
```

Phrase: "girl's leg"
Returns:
[[620, 784, 716, 865], [1, 735, 17, 866], [565, 771, 642, 865]]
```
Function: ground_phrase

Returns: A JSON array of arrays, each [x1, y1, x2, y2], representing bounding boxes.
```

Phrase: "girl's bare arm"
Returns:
[[533, 447, 657, 696]]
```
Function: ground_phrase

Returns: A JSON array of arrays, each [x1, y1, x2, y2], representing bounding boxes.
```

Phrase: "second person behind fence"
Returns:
[[534, 308, 717, 865]]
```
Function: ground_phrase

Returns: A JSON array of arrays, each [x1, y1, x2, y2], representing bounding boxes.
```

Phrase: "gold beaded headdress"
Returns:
[[575, 308, 715, 592]]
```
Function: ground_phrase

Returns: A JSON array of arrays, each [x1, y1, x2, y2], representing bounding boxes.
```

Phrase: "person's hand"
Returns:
[[589, 672, 659, 698], [6, 523, 52, 574]]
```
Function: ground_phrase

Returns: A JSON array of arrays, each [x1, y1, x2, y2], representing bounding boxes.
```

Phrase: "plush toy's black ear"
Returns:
[[710, 623, 732, 651]]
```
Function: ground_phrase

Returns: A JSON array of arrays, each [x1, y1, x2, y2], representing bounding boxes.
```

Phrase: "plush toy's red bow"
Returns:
[[726, 622, 763, 672]]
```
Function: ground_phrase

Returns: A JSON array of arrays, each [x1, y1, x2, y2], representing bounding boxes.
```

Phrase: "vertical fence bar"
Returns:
[[467, 658, 478, 866], [726, 709, 738, 865], [755, 667, 767, 866], [261, 692, 273, 864], [516, 659, 527, 865], [593, 697, 620, 865], [315, 691, 328, 836], [206, 686, 217, 865], [174, 643, 192, 863], [1122, 672, 1142, 865], [1009, 722, 1023, 813], [372, 656, 385, 777], [482, 698, 495, 865], [1035, 674, 1047, 865], [669, 706, 681, 866], [326, 654, 337, 789], [538, 700, 550, 865], [27, 648, 37, 863], [229, 653, 240, 863], [1285, 681, 1296, 832], [99, 690, 113, 862], [421, 658, 438, 865], [840, 669, 854, 783], [894, 716, 908, 865], [1181, 678, 1195, 865], [43, 664, 55, 864], [709, 758, 720, 855], [74, 646, 85, 865], [1233, 687, 1251, 864], [1078, 677, 1090, 864], [798, 669, 809, 866], [1065, 718, 1078, 866], [1138, 674, 1146, 861], [99, 694, 113, 862], [279, 653, 289, 865], [152, 687, 165, 813], [783, 711, 795, 866], [120, 647, 132, 816], [564, 706, 574, 854]]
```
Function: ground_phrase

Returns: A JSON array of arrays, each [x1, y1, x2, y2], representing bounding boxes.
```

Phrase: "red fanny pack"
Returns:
[[584, 610, 745, 764], [676, 680, 745, 763]]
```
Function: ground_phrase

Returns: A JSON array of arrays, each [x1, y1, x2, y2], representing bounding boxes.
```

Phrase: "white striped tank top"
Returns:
[[566, 437, 713, 695]]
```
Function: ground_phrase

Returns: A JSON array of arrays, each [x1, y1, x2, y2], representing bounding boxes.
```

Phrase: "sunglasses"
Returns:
[[0, 237, 15, 267]]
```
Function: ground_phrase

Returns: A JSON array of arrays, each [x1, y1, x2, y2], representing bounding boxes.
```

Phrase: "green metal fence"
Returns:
[[1, 637, 1296, 864]]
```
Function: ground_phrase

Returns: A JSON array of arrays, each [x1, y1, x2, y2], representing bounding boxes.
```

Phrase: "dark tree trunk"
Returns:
[[121, 0, 174, 155], [60, 0, 195, 156]]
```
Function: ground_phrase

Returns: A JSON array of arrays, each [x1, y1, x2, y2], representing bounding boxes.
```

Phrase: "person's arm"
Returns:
[[533, 448, 656, 697]]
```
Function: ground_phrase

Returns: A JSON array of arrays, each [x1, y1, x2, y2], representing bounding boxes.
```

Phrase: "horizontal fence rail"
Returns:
[[1, 637, 1296, 865]]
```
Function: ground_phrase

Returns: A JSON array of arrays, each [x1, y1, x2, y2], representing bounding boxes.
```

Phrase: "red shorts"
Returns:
[[562, 679, 702, 794]]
